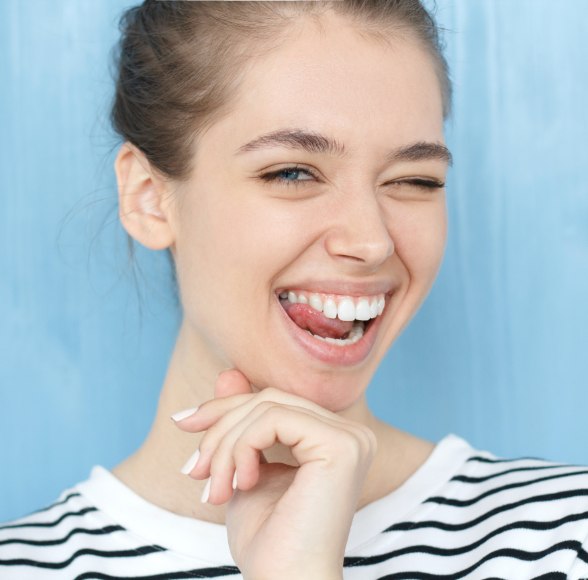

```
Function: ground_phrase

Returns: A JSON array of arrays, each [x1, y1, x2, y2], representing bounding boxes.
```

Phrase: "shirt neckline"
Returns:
[[75, 433, 474, 564]]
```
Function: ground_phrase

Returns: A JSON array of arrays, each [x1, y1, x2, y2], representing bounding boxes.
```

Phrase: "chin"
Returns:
[[247, 362, 374, 414]]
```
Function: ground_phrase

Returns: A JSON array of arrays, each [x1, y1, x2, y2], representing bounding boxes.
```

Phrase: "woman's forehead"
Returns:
[[211, 20, 444, 154]]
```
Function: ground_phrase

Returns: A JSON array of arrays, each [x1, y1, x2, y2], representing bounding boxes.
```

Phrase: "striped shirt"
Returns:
[[1, 434, 588, 579]]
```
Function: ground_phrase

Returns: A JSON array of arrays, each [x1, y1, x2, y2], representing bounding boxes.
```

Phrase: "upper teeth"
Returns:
[[279, 290, 386, 322]]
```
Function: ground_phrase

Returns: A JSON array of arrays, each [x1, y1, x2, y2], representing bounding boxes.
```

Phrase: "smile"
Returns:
[[276, 287, 392, 366], [278, 290, 385, 321]]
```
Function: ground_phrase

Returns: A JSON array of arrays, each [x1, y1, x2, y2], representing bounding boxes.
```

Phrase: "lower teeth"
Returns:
[[307, 321, 366, 346]]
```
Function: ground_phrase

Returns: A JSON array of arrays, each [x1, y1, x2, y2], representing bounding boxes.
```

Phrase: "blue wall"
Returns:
[[1, 1, 587, 522]]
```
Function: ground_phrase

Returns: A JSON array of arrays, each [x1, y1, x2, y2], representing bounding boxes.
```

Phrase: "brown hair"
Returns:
[[110, 0, 452, 183]]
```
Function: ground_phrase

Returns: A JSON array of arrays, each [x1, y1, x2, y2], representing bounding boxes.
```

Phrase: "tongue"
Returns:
[[281, 300, 354, 339]]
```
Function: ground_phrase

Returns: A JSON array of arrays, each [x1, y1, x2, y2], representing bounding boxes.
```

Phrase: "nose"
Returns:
[[323, 189, 394, 271]]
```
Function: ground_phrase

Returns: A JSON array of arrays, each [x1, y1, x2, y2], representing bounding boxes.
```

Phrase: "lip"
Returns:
[[275, 291, 391, 366], [275, 279, 395, 298]]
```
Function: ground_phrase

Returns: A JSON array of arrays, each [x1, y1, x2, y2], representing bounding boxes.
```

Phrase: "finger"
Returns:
[[175, 383, 349, 434], [234, 405, 372, 473], [202, 404, 360, 504], [214, 405, 372, 505], [185, 399, 295, 483], [173, 394, 254, 433], [214, 370, 270, 469], [202, 404, 306, 504]]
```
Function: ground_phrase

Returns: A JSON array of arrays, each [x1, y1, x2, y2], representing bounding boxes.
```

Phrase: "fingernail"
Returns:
[[201, 477, 212, 503], [171, 407, 199, 422], [232, 471, 238, 490], [180, 449, 200, 475]]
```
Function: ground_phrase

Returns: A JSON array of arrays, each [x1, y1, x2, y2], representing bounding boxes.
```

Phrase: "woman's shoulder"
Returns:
[[356, 435, 588, 578], [0, 485, 99, 531], [453, 438, 588, 494], [0, 467, 241, 579], [433, 435, 588, 515], [0, 484, 105, 578], [0, 470, 163, 579], [422, 436, 588, 575]]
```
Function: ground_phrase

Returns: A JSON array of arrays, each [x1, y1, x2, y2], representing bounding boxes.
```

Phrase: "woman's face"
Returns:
[[169, 13, 449, 413]]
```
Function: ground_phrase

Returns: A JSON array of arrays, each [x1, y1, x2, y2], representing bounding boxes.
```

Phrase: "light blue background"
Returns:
[[1, 1, 587, 522]]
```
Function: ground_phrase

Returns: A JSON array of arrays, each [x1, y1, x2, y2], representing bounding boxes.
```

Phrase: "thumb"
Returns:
[[215, 368, 253, 399]]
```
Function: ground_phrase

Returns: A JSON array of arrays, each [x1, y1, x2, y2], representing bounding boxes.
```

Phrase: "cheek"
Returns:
[[390, 201, 447, 282], [221, 204, 310, 293], [173, 191, 309, 321]]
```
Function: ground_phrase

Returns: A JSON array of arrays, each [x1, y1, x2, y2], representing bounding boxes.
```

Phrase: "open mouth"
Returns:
[[277, 290, 385, 347]]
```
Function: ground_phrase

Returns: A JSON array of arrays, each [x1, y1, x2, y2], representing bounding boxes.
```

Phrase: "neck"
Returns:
[[112, 322, 435, 524]]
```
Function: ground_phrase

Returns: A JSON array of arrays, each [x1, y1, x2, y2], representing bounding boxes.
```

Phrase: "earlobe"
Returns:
[[114, 142, 175, 251]]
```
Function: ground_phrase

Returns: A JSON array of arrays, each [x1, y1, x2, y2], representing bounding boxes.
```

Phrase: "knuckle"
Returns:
[[198, 424, 224, 455], [208, 439, 232, 476], [259, 386, 280, 401], [358, 425, 378, 453], [233, 436, 249, 457], [233, 434, 261, 464], [335, 426, 377, 463], [336, 430, 363, 459], [198, 436, 214, 458], [256, 400, 277, 413], [255, 403, 285, 423], [345, 421, 377, 452], [199, 424, 220, 450], [265, 405, 292, 422]]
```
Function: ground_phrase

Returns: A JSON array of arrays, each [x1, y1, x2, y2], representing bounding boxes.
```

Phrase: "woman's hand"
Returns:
[[172, 369, 378, 580]]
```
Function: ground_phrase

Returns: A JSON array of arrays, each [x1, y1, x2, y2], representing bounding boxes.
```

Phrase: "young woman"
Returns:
[[2, 1, 587, 578]]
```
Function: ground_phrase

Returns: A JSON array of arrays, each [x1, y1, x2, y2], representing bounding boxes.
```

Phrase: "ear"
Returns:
[[114, 142, 175, 250]]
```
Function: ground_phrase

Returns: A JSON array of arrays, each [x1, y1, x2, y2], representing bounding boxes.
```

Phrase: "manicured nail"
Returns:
[[201, 477, 212, 503], [232, 471, 238, 490], [171, 407, 199, 422], [180, 449, 200, 475]]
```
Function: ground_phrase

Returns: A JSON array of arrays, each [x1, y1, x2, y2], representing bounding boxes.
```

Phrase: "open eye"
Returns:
[[259, 166, 318, 187]]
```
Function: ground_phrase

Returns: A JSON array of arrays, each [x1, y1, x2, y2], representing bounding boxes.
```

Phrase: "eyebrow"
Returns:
[[235, 128, 453, 166]]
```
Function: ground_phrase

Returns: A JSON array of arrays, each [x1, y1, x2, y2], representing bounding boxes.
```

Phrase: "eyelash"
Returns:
[[259, 166, 445, 191]]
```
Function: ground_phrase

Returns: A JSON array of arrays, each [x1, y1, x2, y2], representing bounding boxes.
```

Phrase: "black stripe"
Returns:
[[428, 472, 588, 507], [531, 574, 567, 580], [354, 540, 584, 580], [0, 545, 166, 569], [0, 507, 98, 530], [467, 454, 546, 463], [26, 492, 81, 517], [347, 511, 588, 567], [0, 525, 124, 547], [386, 489, 588, 532], [75, 567, 241, 579], [452, 463, 581, 484]]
